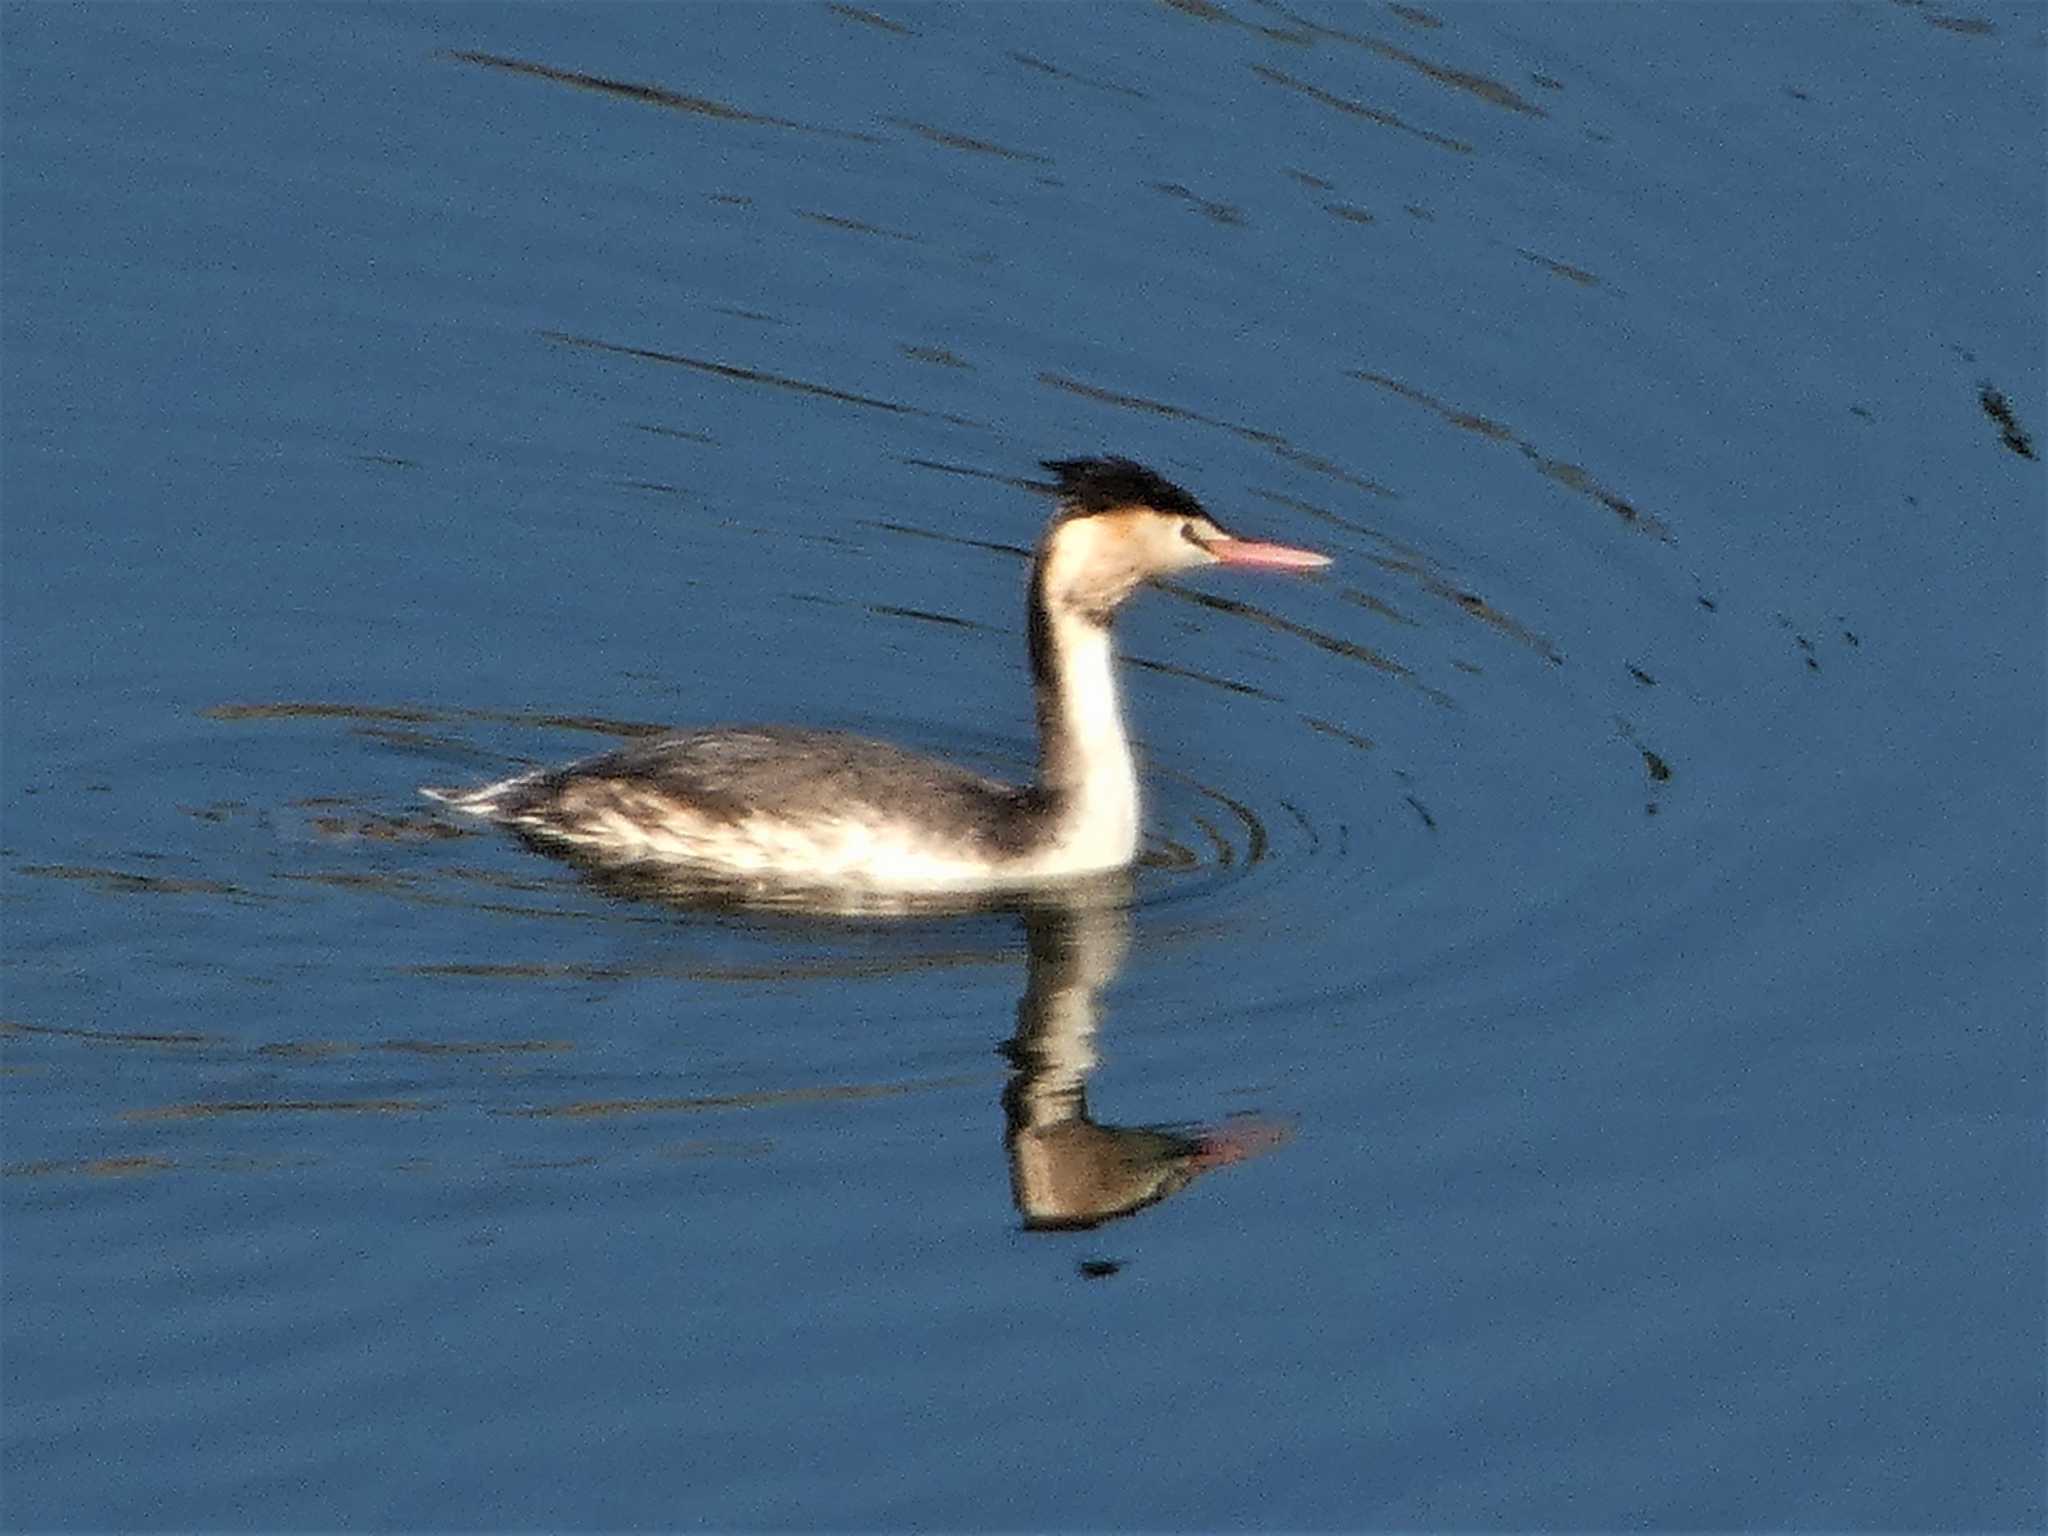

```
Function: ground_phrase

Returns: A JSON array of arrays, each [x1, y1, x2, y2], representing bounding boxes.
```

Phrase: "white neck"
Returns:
[[1033, 604, 1141, 872]]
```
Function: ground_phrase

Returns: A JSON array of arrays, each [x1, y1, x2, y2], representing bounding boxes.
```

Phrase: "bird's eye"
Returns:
[[1179, 520, 1206, 548]]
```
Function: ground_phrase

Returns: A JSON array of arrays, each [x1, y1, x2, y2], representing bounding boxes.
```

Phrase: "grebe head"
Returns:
[[1036, 457, 1331, 617]]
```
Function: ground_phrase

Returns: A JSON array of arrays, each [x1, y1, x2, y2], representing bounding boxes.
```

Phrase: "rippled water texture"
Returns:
[[4, 4, 2043, 1529]]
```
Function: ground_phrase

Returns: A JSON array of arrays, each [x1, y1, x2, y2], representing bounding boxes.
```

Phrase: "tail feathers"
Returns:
[[420, 771, 542, 819]]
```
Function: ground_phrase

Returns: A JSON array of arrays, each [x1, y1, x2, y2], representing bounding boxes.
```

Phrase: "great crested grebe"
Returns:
[[423, 458, 1329, 898]]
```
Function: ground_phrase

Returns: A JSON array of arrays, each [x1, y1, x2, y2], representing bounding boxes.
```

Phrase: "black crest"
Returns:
[[1040, 457, 1209, 520]]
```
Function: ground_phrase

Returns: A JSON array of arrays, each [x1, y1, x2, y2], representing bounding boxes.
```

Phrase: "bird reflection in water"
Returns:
[[1004, 889, 1288, 1232], [565, 863, 1287, 1233]]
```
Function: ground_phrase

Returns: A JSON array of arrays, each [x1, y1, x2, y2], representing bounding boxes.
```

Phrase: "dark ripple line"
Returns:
[[545, 331, 988, 430], [896, 457, 1047, 496], [208, 699, 668, 739], [2, 1019, 215, 1048], [799, 210, 921, 243], [442, 50, 880, 143], [1124, 654, 1278, 701], [888, 117, 1053, 164], [1250, 64, 1473, 154], [17, 864, 249, 898], [3, 1155, 175, 1180], [1351, 370, 1673, 539], [826, 4, 915, 36], [1008, 51, 1149, 101], [125, 1099, 432, 1122], [1156, 769, 1270, 868], [500, 1072, 984, 1120], [1157, 585, 1416, 683], [1255, 2, 1546, 115]]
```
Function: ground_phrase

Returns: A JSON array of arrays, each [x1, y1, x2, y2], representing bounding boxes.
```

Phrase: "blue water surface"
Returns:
[[4, 3, 2043, 1529]]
